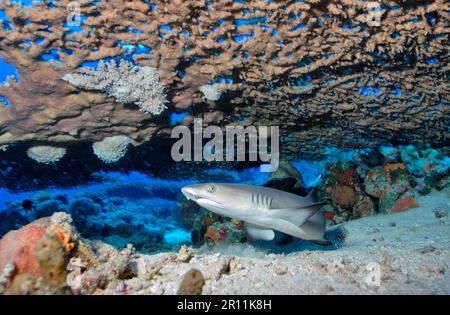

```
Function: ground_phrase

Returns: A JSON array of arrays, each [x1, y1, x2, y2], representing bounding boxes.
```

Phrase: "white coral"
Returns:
[[27, 145, 67, 164], [199, 84, 223, 101], [63, 59, 167, 115], [92, 135, 131, 163]]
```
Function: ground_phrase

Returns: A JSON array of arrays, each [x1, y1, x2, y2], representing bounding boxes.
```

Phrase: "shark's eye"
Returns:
[[207, 185, 216, 193]]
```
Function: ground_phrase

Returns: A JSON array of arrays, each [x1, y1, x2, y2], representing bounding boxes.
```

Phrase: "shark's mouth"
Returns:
[[181, 187, 227, 209], [181, 187, 199, 201], [196, 198, 224, 207]]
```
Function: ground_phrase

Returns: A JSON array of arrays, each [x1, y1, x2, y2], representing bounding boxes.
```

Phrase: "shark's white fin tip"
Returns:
[[245, 225, 275, 241]]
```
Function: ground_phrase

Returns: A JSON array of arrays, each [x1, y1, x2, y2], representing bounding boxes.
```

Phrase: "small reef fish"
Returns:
[[181, 183, 328, 243]]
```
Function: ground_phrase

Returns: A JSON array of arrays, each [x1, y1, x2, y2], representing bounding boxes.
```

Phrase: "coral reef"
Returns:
[[0, 0, 448, 163], [0, 180, 192, 253], [204, 220, 246, 246], [319, 145, 449, 224], [1, 190, 448, 295]]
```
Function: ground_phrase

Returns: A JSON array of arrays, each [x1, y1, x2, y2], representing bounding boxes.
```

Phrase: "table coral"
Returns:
[[0, 0, 448, 162]]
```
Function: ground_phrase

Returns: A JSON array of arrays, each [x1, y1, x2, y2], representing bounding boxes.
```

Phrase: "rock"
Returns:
[[0, 213, 76, 294], [352, 196, 375, 219], [177, 245, 194, 263], [204, 221, 246, 246], [34, 229, 70, 289], [322, 165, 366, 220], [177, 268, 205, 295], [69, 242, 135, 294], [418, 245, 437, 254], [331, 211, 352, 225], [383, 163, 410, 185], [387, 193, 418, 213], [364, 163, 416, 214], [364, 166, 389, 198], [0, 212, 78, 294], [0, 222, 48, 278], [433, 203, 449, 220], [264, 161, 308, 196], [359, 148, 383, 167], [331, 186, 359, 210]]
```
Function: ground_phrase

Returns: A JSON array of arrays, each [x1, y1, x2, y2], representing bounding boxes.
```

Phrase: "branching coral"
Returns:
[[63, 60, 167, 115]]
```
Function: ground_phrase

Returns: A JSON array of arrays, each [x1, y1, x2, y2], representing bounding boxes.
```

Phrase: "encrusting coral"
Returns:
[[0, 0, 448, 162]]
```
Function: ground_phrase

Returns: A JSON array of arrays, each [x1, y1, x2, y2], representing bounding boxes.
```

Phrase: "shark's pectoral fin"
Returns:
[[268, 202, 326, 227], [245, 224, 275, 241]]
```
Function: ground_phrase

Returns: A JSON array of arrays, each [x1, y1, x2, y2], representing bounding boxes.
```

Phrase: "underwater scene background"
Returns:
[[0, 0, 448, 295]]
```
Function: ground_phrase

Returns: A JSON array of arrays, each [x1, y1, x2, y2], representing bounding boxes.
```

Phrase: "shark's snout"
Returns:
[[181, 186, 198, 201]]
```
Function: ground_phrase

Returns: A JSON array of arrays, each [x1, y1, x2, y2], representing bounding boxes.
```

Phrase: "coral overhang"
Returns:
[[0, 0, 448, 159]]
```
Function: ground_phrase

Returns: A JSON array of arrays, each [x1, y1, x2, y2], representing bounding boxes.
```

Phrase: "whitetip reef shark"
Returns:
[[181, 183, 329, 244]]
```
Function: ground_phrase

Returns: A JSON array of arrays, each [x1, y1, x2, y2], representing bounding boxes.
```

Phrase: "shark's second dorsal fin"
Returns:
[[306, 188, 315, 201], [305, 175, 323, 201]]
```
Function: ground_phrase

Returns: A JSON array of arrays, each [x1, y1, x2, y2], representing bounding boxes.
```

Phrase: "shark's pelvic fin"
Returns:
[[245, 224, 275, 241]]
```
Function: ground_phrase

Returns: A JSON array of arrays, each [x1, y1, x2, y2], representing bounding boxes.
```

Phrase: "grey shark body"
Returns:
[[181, 183, 327, 242]]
